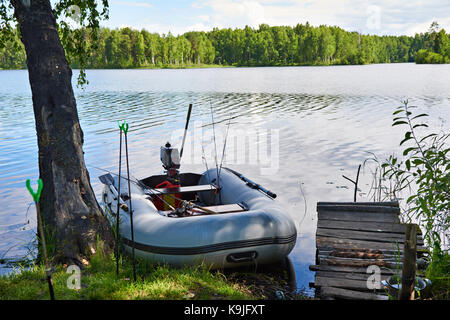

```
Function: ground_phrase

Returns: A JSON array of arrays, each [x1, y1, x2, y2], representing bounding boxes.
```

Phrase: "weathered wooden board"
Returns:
[[317, 201, 399, 207], [317, 223, 424, 246], [317, 219, 407, 233], [319, 257, 400, 269], [317, 228, 414, 243], [316, 236, 404, 251], [318, 249, 404, 261], [317, 204, 400, 214], [315, 270, 392, 282], [317, 236, 426, 252], [325, 248, 385, 258], [309, 264, 396, 275], [317, 254, 401, 265], [310, 201, 423, 300], [314, 276, 387, 291], [319, 286, 389, 300], [317, 210, 400, 223]]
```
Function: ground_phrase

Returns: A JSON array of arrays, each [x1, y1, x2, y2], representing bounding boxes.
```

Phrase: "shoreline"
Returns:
[[1, 61, 438, 72]]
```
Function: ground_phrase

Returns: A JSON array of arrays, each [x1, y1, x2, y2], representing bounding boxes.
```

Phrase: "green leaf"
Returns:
[[400, 132, 412, 145], [393, 120, 408, 126], [393, 109, 404, 115], [413, 123, 428, 129], [403, 147, 416, 156], [405, 159, 411, 171], [411, 113, 429, 120], [419, 133, 437, 142]]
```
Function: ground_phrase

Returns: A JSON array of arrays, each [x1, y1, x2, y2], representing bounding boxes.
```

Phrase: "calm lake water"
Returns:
[[1, 63, 449, 295]]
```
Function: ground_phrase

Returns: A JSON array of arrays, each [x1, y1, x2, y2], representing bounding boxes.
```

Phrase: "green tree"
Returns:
[[105, 29, 121, 67], [3, 20, 449, 70], [141, 30, 160, 65], [318, 27, 335, 64], [131, 31, 146, 66], [0, 0, 114, 266]]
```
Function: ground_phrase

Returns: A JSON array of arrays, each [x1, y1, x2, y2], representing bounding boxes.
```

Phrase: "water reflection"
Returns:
[[0, 66, 449, 296]]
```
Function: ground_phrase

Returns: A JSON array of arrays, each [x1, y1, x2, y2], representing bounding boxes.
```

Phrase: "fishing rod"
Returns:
[[201, 141, 213, 205], [222, 167, 277, 199], [179, 103, 192, 160], [209, 101, 220, 204], [217, 116, 232, 188], [92, 165, 218, 216]]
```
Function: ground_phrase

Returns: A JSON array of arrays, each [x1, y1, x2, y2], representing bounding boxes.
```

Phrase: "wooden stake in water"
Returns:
[[342, 164, 361, 202], [399, 224, 418, 300], [26, 179, 55, 300]]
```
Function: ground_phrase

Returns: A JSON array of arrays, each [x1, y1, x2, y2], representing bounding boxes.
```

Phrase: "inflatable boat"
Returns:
[[100, 164, 297, 269], [99, 105, 296, 269]]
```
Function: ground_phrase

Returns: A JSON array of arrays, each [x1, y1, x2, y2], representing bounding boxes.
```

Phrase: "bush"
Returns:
[[426, 251, 450, 299], [382, 100, 449, 299], [382, 100, 449, 255], [415, 49, 446, 64]]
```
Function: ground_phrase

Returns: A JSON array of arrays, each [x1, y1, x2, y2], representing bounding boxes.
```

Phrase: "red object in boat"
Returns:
[[153, 180, 181, 211]]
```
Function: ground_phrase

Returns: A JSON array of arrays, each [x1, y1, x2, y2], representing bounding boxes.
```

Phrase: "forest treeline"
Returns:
[[1, 22, 449, 69]]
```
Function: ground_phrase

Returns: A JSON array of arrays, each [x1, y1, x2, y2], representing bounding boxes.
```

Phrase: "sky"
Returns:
[[100, 0, 450, 36]]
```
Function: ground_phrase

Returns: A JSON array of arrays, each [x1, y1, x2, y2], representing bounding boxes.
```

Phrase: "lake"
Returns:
[[0, 63, 449, 295]]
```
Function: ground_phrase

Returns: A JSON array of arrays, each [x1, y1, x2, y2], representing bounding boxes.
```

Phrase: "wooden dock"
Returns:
[[309, 201, 425, 300]]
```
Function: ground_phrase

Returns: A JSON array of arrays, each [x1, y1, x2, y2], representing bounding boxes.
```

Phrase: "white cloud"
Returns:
[[402, 17, 450, 36], [193, 0, 450, 35], [197, 15, 210, 22], [111, 0, 153, 8], [107, 0, 450, 36], [132, 22, 212, 36], [205, 0, 267, 29]]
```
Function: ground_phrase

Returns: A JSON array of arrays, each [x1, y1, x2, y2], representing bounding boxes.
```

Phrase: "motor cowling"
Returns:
[[160, 142, 180, 171]]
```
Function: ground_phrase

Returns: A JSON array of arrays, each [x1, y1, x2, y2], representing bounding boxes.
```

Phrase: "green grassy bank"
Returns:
[[0, 253, 256, 300]]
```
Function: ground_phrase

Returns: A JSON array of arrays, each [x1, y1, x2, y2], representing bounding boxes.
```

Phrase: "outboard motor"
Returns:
[[153, 142, 182, 210], [160, 142, 180, 184]]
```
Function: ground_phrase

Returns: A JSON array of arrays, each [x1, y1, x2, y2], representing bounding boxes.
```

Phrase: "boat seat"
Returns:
[[153, 184, 218, 195], [201, 203, 247, 214]]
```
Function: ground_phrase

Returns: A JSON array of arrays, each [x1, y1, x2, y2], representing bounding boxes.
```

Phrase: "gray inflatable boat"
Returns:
[[100, 142, 297, 269]]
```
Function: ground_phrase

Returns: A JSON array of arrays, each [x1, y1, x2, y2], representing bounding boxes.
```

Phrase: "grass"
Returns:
[[0, 253, 256, 300], [80, 63, 234, 70], [425, 252, 450, 300]]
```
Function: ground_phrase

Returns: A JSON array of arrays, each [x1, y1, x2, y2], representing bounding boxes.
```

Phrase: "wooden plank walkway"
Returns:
[[309, 201, 425, 300]]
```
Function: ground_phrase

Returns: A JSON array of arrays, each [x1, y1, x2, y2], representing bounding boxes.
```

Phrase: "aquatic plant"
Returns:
[[381, 100, 449, 253], [379, 100, 449, 299]]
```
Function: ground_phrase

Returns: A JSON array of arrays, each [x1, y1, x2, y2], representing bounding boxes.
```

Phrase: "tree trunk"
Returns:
[[11, 0, 114, 266]]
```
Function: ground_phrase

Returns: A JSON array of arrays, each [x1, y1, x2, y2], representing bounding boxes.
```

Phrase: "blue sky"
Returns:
[[100, 0, 450, 36]]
